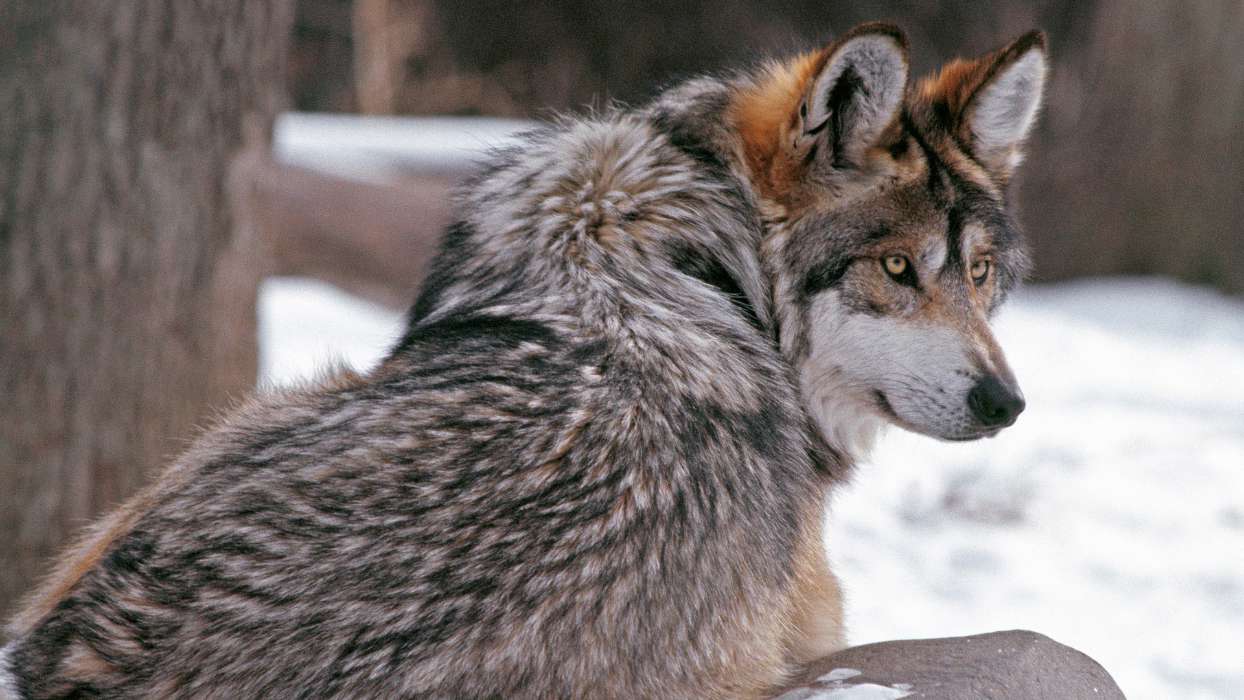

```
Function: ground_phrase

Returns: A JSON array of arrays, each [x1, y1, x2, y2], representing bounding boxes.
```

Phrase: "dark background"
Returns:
[[296, 0, 1244, 293]]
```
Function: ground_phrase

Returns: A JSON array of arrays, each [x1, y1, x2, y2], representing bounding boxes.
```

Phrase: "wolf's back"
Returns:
[[0, 643, 16, 700], [3, 106, 818, 698]]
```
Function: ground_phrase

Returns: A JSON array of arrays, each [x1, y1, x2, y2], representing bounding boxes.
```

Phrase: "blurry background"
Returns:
[[2, 1, 1241, 697], [296, 0, 1244, 292]]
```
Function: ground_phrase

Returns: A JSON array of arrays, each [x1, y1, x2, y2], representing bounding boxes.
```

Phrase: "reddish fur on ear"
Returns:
[[730, 51, 823, 200], [730, 22, 909, 203], [918, 30, 1047, 147]]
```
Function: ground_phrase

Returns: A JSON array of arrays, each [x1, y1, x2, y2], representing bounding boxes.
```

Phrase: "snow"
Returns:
[[775, 668, 913, 700], [828, 278, 1244, 700], [782, 667, 913, 700], [776, 683, 912, 700], [274, 113, 531, 184], [819, 668, 864, 683], [258, 276, 1244, 699], [257, 277, 403, 387]]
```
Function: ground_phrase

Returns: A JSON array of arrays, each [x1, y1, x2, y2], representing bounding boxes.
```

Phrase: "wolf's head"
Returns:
[[729, 24, 1047, 457]]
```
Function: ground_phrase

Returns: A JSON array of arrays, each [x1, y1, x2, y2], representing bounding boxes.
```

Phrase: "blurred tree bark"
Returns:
[[0, 1, 293, 625], [1021, 1, 1244, 291], [353, 0, 430, 114]]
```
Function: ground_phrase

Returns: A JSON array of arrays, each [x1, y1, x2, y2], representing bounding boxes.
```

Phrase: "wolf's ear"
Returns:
[[963, 31, 1047, 177], [930, 31, 1048, 180], [797, 23, 909, 169]]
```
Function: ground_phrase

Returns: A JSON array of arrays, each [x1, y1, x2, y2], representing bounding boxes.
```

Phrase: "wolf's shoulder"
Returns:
[[409, 97, 768, 337]]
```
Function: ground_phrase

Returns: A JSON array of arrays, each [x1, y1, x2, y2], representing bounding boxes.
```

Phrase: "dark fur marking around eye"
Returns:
[[946, 206, 966, 269], [883, 258, 919, 289], [945, 188, 1007, 272], [801, 256, 852, 300], [863, 226, 892, 242]]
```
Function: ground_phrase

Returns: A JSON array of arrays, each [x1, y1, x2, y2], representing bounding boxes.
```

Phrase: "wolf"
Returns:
[[2, 22, 1045, 699]]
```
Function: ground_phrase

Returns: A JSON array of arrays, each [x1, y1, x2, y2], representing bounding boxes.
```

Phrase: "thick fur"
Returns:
[[3, 24, 1045, 699]]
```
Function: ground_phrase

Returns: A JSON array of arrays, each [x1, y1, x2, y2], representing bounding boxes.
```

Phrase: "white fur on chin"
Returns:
[[803, 366, 888, 463]]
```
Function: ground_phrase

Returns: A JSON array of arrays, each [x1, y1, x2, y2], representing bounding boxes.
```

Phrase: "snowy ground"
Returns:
[[827, 279, 1244, 700], [259, 275, 1244, 699]]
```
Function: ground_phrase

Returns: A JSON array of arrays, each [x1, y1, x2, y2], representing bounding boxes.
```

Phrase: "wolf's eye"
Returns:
[[970, 258, 992, 286], [882, 255, 917, 287]]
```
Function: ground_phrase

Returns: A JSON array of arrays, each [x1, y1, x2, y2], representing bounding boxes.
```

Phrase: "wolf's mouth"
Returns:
[[873, 390, 1004, 441], [871, 389, 924, 434], [944, 428, 1003, 442]]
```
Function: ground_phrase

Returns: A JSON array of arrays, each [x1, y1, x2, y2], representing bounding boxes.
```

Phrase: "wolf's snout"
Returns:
[[967, 375, 1025, 428]]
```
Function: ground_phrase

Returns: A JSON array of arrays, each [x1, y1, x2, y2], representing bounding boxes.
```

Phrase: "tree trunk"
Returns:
[[0, 1, 293, 625]]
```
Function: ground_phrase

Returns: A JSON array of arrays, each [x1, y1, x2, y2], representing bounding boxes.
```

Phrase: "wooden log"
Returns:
[[250, 160, 454, 309], [774, 630, 1126, 699]]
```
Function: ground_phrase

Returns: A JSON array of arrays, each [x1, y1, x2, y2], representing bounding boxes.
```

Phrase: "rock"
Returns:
[[774, 630, 1125, 699]]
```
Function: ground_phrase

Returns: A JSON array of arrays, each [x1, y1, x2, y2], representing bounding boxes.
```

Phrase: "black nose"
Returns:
[[968, 375, 1026, 428]]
